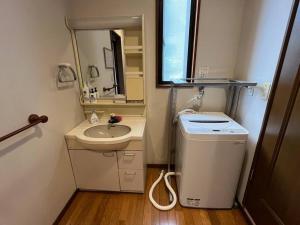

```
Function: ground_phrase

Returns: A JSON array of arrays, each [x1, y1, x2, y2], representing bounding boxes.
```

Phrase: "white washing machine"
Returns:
[[175, 112, 248, 209]]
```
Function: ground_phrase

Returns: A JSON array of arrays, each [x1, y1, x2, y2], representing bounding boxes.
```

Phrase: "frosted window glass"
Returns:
[[163, 0, 192, 82]]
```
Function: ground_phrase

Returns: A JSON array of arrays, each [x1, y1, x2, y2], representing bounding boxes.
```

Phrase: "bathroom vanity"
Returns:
[[65, 116, 146, 193], [64, 16, 147, 193]]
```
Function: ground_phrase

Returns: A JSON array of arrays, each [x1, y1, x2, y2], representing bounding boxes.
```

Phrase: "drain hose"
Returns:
[[148, 170, 177, 211]]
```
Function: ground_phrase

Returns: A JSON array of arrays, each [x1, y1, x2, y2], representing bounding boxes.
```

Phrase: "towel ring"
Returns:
[[57, 63, 77, 83], [88, 65, 100, 78]]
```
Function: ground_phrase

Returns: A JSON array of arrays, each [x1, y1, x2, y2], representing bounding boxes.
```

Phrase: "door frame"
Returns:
[[243, 0, 300, 208]]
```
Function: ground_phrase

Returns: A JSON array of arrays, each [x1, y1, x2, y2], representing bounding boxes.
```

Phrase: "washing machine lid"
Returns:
[[178, 112, 248, 140]]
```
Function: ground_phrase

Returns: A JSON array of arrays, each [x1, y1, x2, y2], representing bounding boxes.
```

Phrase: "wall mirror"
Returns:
[[76, 29, 126, 98], [69, 16, 145, 105]]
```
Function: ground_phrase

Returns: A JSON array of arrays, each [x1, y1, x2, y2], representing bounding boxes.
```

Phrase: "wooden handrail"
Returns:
[[0, 114, 48, 143]]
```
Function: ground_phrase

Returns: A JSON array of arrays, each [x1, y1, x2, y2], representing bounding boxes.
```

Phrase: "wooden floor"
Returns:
[[57, 168, 249, 225]]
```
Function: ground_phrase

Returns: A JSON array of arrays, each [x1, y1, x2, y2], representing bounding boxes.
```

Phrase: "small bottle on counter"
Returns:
[[89, 88, 96, 103], [94, 87, 99, 99]]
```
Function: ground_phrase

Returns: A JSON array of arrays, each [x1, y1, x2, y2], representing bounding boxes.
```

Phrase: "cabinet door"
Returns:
[[126, 76, 144, 100], [69, 150, 120, 191]]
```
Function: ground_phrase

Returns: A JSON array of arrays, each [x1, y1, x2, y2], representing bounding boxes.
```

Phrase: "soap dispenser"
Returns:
[[89, 110, 99, 124]]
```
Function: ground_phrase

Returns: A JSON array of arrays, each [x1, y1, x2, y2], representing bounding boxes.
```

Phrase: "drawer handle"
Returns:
[[102, 152, 115, 157], [124, 153, 136, 157], [125, 171, 136, 175]]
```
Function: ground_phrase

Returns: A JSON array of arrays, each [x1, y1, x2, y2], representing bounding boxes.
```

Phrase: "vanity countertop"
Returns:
[[65, 116, 146, 142]]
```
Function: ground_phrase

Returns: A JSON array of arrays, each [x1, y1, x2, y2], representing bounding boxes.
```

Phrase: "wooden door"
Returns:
[[244, 1, 300, 225]]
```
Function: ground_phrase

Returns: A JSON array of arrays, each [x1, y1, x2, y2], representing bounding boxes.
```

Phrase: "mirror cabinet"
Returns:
[[67, 16, 145, 114]]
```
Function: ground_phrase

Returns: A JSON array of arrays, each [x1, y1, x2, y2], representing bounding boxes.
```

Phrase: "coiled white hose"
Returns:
[[148, 170, 177, 211]]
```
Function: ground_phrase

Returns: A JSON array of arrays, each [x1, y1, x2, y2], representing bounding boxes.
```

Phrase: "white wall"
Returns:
[[76, 30, 115, 96], [0, 0, 84, 224], [69, 0, 246, 164], [196, 0, 245, 77], [234, 0, 294, 203]]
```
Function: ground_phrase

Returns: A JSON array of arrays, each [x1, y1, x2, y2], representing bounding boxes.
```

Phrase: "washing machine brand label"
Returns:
[[187, 198, 200, 207]]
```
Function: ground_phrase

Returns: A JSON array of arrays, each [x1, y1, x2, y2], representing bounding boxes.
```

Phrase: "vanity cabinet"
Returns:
[[65, 118, 147, 193], [69, 149, 145, 192], [69, 150, 120, 191], [69, 148, 146, 193]]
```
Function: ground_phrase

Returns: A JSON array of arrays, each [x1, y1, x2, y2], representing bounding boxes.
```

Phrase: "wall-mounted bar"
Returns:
[[0, 114, 48, 143]]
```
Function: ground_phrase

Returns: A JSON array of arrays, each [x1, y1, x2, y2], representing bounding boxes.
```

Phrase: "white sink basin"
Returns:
[[65, 117, 146, 152], [84, 125, 131, 138], [75, 124, 132, 151]]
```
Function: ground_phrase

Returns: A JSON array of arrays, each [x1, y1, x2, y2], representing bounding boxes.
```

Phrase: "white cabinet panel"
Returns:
[[126, 76, 144, 100], [119, 169, 144, 192], [70, 150, 120, 191], [117, 151, 143, 169]]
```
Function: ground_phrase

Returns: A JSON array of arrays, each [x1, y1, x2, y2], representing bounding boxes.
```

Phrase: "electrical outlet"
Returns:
[[258, 82, 272, 100], [198, 66, 209, 78], [247, 87, 254, 96]]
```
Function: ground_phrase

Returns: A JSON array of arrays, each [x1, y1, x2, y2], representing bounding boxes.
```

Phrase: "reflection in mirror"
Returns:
[[76, 29, 126, 98]]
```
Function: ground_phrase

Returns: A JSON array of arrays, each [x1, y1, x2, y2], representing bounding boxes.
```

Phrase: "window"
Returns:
[[157, 0, 200, 86]]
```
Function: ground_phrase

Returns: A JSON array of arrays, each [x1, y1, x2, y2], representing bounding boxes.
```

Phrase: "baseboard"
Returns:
[[235, 199, 255, 225], [147, 164, 175, 170], [53, 189, 78, 225], [147, 164, 168, 168]]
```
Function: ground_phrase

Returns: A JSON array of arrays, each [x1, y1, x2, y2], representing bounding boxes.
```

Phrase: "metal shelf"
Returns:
[[172, 78, 257, 88], [169, 78, 257, 119]]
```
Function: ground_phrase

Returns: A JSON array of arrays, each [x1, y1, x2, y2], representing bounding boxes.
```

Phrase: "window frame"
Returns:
[[156, 0, 201, 87]]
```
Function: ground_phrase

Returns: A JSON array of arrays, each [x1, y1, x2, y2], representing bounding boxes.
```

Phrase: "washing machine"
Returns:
[[175, 112, 248, 208]]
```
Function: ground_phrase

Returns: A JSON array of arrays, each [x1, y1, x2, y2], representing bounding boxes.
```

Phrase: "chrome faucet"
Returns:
[[107, 123, 115, 129], [107, 113, 118, 129]]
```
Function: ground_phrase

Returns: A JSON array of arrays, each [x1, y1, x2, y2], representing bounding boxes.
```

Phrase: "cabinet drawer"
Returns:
[[119, 169, 144, 192], [117, 151, 143, 169]]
